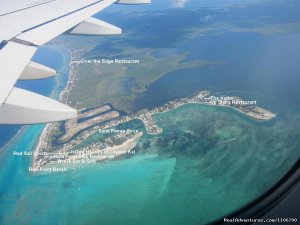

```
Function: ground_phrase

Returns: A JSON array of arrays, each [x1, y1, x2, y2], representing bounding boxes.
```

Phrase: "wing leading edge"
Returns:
[[0, 0, 150, 125]]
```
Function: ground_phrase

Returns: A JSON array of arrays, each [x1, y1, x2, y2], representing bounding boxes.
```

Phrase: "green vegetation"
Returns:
[[68, 48, 221, 112]]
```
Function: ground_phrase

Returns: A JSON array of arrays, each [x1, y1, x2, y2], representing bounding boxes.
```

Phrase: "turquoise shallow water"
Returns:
[[0, 103, 299, 225], [0, 45, 72, 224]]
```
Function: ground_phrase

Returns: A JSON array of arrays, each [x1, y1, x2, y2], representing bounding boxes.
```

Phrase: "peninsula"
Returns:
[[32, 90, 276, 171]]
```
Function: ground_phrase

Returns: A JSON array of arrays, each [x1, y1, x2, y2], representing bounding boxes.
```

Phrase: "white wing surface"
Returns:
[[0, 0, 150, 124]]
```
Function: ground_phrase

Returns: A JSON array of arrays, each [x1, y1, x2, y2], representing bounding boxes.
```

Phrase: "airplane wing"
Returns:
[[0, 0, 150, 124]]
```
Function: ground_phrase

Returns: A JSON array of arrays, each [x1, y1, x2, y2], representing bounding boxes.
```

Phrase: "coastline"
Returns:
[[32, 124, 49, 169], [154, 101, 276, 121], [32, 89, 277, 170], [150, 93, 276, 120], [32, 45, 77, 167]]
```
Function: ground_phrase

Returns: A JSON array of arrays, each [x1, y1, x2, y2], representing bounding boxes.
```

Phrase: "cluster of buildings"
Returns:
[[34, 90, 275, 169]]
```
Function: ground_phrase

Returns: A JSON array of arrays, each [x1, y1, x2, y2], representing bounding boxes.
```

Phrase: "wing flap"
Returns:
[[0, 5, 66, 35], [0, 42, 37, 104], [0, 87, 77, 124], [20, 61, 56, 80], [68, 17, 122, 36]]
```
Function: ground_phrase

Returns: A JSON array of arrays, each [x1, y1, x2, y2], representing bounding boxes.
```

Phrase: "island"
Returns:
[[32, 90, 276, 171]]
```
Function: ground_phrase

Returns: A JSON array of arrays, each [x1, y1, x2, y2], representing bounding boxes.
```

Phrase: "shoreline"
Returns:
[[34, 132, 142, 173], [153, 101, 276, 121], [33, 45, 77, 167], [33, 90, 276, 166]]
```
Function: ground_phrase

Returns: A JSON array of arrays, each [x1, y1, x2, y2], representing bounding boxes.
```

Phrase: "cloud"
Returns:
[[171, 0, 190, 8]]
